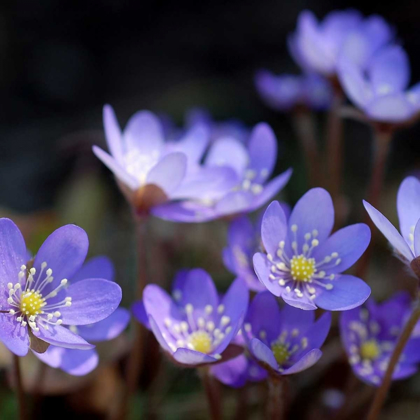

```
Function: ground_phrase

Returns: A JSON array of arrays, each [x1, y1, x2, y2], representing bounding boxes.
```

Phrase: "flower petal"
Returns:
[[148, 315, 172, 353], [103, 105, 124, 163], [215, 191, 254, 216], [60, 279, 122, 326], [146, 153, 187, 195], [253, 252, 282, 296], [0, 219, 27, 304], [248, 337, 278, 371], [281, 289, 317, 311], [59, 348, 99, 376], [288, 188, 334, 250], [210, 355, 248, 388], [261, 201, 288, 256], [132, 301, 150, 329], [124, 110, 164, 156], [300, 312, 331, 350], [92, 146, 139, 190], [0, 315, 29, 356], [70, 256, 114, 284], [282, 348, 322, 375], [33, 345, 64, 368], [77, 308, 130, 342], [248, 123, 278, 183], [312, 223, 371, 273], [172, 348, 218, 365], [314, 275, 371, 311], [414, 219, 420, 257], [279, 304, 315, 333], [363, 200, 413, 261], [366, 93, 415, 123], [33, 325, 94, 350], [219, 278, 249, 325], [33, 225, 90, 296], [397, 176, 420, 244]]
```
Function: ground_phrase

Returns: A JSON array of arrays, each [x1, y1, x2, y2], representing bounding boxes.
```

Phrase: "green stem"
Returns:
[[13, 354, 26, 420], [367, 300, 420, 420], [199, 367, 222, 420]]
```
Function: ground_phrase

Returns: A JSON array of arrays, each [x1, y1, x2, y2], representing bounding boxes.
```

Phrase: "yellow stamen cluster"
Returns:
[[290, 255, 316, 282], [271, 342, 290, 365], [19, 290, 45, 316], [189, 331, 212, 354], [360, 339, 381, 360]]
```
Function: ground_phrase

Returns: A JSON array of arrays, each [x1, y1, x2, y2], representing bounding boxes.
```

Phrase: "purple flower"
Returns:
[[338, 45, 420, 123], [133, 269, 249, 366], [93, 105, 237, 215], [289, 10, 392, 77], [340, 293, 420, 386], [34, 257, 130, 376], [255, 70, 332, 111], [253, 190, 371, 310], [242, 291, 331, 375], [0, 219, 122, 357], [364, 176, 420, 269], [152, 123, 292, 222]]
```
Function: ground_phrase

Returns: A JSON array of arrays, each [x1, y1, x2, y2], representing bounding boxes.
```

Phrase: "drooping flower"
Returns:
[[289, 10, 393, 78], [93, 105, 237, 215], [340, 293, 420, 386], [255, 70, 332, 111], [242, 291, 331, 376], [0, 219, 122, 357], [152, 123, 292, 222], [34, 256, 130, 376], [133, 269, 249, 366], [253, 190, 371, 310], [364, 176, 420, 274], [338, 45, 420, 123]]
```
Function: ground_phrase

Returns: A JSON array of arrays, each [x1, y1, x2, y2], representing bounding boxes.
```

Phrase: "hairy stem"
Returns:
[[13, 354, 26, 420], [367, 300, 420, 420], [199, 367, 222, 420], [267, 376, 287, 420]]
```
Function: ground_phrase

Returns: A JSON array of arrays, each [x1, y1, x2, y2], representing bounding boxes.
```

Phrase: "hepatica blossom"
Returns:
[[289, 10, 392, 77], [255, 70, 332, 111], [0, 219, 122, 357], [242, 292, 331, 375], [152, 123, 292, 222], [133, 269, 248, 366], [340, 293, 420, 386], [34, 257, 130, 376], [93, 105, 236, 215], [253, 190, 371, 310], [339, 45, 420, 123]]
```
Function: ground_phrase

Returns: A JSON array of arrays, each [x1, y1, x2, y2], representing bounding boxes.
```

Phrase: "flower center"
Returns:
[[271, 342, 290, 365], [360, 340, 381, 360], [189, 331, 212, 353], [19, 290, 45, 316], [290, 255, 316, 282]]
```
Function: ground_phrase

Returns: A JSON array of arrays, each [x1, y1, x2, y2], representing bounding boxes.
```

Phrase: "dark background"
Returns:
[[1, 0, 420, 214]]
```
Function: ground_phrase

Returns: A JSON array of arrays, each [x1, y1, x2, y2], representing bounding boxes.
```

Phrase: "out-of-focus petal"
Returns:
[[70, 256, 114, 283], [397, 176, 420, 243]]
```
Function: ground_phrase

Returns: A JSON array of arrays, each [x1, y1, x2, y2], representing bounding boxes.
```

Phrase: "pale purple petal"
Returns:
[[312, 223, 371, 273], [181, 269, 219, 311], [282, 348, 322, 375], [397, 176, 420, 243], [205, 138, 249, 177], [77, 308, 130, 342], [401, 337, 420, 364], [210, 355, 248, 388], [0, 219, 26, 303], [407, 82, 420, 109], [391, 363, 418, 380], [60, 279, 122, 326], [366, 93, 415, 122], [103, 105, 124, 163], [146, 152, 187, 195], [92, 146, 139, 190], [60, 348, 99, 376], [369, 45, 410, 93], [288, 188, 334, 248], [248, 337, 278, 371], [414, 219, 420, 256], [151, 201, 216, 223], [363, 200, 413, 261], [261, 201, 288, 256], [34, 345, 63, 368], [300, 312, 331, 351], [215, 191, 254, 215], [33, 324, 94, 350], [0, 315, 29, 356], [281, 288, 317, 311], [132, 301, 150, 329], [172, 348, 218, 365], [248, 123, 278, 182], [124, 110, 164, 155], [148, 315, 172, 352], [220, 278, 249, 324], [171, 270, 190, 302], [279, 304, 315, 333], [314, 275, 370, 311], [70, 256, 114, 284], [337, 61, 371, 108], [33, 225, 89, 295], [212, 313, 245, 355], [253, 253, 282, 296]]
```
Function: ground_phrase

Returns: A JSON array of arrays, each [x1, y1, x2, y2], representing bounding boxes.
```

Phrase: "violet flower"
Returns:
[[340, 293, 420, 386], [364, 176, 420, 271], [152, 123, 292, 222], [289, 10, 392, 77], [338, 45, 420, 123], [253, 190, 371, 310], [0, 219, 122, 357], [255, 70, 332, 111], [133, 269, 249, 366], [93, 105, 237, 215], [34, 256, 130, 376], [242, 291, 331, 375]]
